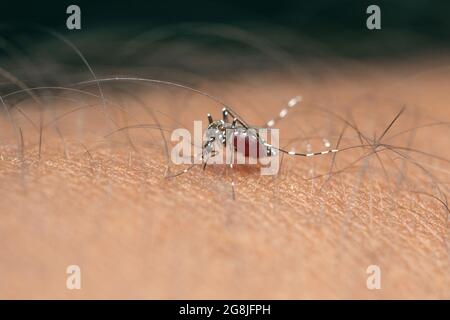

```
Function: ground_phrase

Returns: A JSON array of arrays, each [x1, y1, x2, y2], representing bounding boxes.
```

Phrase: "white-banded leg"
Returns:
[[222, 107, 248, 129], [222, 108, 229, 123], [231, 118, 237, 128], [266, 96, 302, 128], [202, 137, 216, 170], [228, 118, 238, 199], [228, 161, 236, 200]]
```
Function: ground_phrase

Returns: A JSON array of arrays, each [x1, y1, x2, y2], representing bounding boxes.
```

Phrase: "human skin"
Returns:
[[0, 58, 449, 299]]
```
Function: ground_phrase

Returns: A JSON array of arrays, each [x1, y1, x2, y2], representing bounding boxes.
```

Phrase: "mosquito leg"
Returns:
[[223, 108, 248, 129], [222, 108, 229, 123], [266, 96, 302, 128], [229, 162, 236, 200], [231, 118, 237, 129], [228, 125, 237, 200]]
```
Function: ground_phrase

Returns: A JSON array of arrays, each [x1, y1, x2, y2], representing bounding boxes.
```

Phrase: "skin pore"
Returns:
[[0, 56, 450, 299]]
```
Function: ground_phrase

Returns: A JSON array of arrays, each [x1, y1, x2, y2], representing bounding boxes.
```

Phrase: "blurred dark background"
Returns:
[[0, 0, 449, 58]]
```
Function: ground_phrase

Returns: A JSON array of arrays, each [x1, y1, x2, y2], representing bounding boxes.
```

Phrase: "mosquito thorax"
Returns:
[[205, 120, 227, 145]]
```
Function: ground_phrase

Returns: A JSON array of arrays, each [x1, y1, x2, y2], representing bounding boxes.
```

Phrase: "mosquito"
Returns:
[[201, 96, 339, 168]]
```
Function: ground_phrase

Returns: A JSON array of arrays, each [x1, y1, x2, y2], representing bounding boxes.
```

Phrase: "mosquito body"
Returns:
[[200, 95, 339, 166], [203, 107, 275, 161]]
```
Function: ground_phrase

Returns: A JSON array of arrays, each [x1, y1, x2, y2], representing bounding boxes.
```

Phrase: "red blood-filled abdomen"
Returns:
[[233, 134, 266, 158]]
